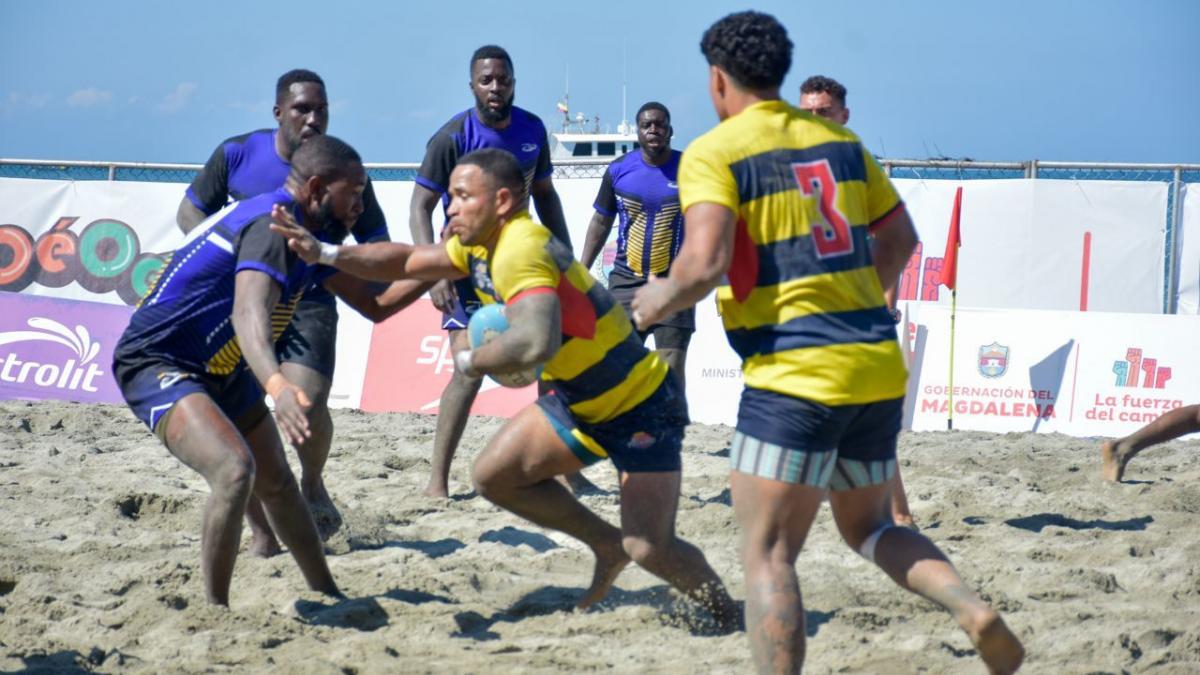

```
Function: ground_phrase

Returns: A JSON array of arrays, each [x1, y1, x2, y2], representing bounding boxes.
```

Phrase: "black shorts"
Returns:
[[114, 358, 268, 441], [276, 298, 338, 378], [536, 375, 688, 473], [608, 268, 695, 346]]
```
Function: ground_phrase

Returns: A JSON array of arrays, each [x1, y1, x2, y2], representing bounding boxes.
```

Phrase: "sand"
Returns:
[[1, 400, 1198, 674]]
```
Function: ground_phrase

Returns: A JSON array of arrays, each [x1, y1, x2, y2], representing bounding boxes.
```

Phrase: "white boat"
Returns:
[[550, 112, 638, 160]]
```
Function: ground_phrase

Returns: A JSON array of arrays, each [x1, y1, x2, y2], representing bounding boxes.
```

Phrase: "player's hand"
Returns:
[[266, 373, 312, 446], [269, 204, 321, 264], [630, 275, 674, 331], [429, 279, 457, 313]]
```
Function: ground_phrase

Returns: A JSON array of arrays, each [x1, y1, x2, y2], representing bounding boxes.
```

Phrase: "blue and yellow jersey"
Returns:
[[679, 100, 907, 405], [445, 212, 669, 423], [114, 188, 337, 377], [594, 150, 684, 279]]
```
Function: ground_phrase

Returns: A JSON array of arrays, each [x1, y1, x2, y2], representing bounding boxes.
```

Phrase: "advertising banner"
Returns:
[[1174, 183, 1200, 314], [0, 293, 132, 404], [905, 304, 1200, 437]]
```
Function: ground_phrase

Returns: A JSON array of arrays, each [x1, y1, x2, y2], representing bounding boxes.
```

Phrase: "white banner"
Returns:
[[904, 303, 1200, 437], [892, 179, 1167, 313], [1174, 183, 1200, 314]]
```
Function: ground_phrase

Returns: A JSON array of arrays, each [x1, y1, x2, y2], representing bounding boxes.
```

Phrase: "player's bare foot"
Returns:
[[960, 606, 1024, 674], [249, 534, 283, 558], [422, 483, 451, 499], [576, 541, 630, 609], [1101, 440, 1131, 482], [303, 479, 343, 540]]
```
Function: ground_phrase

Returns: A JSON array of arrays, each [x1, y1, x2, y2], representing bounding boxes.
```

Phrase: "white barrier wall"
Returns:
[[0, 176, 1185, 439], [1174, 183, 1200, 314]]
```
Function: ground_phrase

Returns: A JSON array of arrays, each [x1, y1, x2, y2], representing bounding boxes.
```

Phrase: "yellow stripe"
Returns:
[[570, 428, 609, 460], [717, 267, 886, 331], [546, 305, 633, 380], [568, 352, 668, 423], [624, 197, 647, 276], [648, 205, 679, 275], [743, 341, 907, 405]]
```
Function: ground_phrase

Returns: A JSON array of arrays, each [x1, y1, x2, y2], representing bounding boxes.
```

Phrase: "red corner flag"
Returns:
[[942, 186, 963, 290]]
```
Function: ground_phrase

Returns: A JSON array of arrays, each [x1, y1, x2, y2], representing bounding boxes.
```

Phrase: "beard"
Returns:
[[315, 196, 350, 243], [475, 97, 513, 125]]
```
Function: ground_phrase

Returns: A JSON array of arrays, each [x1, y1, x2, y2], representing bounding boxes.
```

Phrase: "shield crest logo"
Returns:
[[978, 342, 1009, 378]]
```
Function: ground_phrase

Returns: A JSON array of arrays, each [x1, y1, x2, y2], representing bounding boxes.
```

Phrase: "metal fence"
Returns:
[[3, 157, 1199, 311]]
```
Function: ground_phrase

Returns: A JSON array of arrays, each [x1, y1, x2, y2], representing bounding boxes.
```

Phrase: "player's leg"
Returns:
[[1102, 403, 1200, 481], [828, 399, 1023, 674], [649, 324, 691, 391], [471, 400, 628, 607], [276, 299, 340, 536], [618, 469, 741, 629], [241, 406, 339, 597], [158, 392, 257, 606], [889, 466, 917, 528], [729, 437, 826, 674], [425, 327, 483, 497]]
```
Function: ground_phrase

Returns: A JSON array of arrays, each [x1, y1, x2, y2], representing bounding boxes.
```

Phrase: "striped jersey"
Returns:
[[679, 99, 907, 405], [444, 212, 669, 423], [593, 150, 684, 279], [115, 188, 336, 376]]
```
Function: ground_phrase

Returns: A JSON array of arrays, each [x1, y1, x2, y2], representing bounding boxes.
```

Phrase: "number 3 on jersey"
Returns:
[[791, 160, 853, 258]]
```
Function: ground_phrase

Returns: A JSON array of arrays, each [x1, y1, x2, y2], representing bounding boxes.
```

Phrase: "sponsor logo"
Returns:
[[157, 371, 193, 389], [0, 217, 170, 304], [470, 257, 496, 298], [520, 143, 538, 153], [978, 342, 1009, 378], [666, 181, 679, 189], [1112, 347, 1171, 389], [629, 431, 656, 449], [0, 317, 105, 392]]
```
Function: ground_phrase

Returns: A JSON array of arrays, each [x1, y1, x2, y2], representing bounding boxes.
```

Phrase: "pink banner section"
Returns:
[[0, 293, 132, 404], [360, 299, 536, 416]]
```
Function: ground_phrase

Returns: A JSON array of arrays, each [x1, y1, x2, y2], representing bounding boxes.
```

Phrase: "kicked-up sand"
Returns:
[[1, 400, 1199, 673]]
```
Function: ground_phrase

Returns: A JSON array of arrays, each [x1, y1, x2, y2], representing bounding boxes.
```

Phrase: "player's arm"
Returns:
[[270, 203, 464, 282], [178, 142, 230, 234], [458, 291, 561, 377], [580, 166, 618, 269], [530, 177, 573, 251], [231, 269, 309, 445], [870, 205, 918, 315], [631, 202, 735, 330], [322, 273, 435, 323], [580, 211, 616, 270]]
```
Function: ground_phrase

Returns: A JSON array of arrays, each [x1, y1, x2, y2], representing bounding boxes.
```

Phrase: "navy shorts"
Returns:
[[441, 276, 484, 331], [276, 298, 338, 379], [731, 387, 903, 490], [537, 376, 688, 473], [608, 268, 696, 338], [115, 359, 268, 440]]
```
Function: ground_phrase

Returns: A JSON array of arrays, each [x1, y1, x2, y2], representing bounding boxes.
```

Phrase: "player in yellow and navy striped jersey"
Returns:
[[630, 11, 1023, 674], [269, 147, 740, 629]]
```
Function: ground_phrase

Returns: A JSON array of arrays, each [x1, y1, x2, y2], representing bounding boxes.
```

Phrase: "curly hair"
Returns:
[[699, 11, 792, 90], [470, 45, 514, 75], [800, 75, 847, 107]]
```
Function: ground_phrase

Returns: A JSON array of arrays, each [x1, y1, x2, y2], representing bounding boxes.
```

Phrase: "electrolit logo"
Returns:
[[0, 317, 106, 392]]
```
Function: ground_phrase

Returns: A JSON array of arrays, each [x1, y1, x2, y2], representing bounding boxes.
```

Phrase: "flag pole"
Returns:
[[942, 186, 963, 430], [947, 287, 957, 430]]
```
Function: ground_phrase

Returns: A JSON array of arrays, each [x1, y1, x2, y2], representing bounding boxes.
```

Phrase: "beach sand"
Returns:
[[1, 400, 1198, 673]]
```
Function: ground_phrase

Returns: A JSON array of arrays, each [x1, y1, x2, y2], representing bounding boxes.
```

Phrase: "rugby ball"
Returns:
[[467, 303, 542, 388]]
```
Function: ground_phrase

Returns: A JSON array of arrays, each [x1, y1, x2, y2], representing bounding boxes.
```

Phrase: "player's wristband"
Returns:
[[318, 242, 339, 266], [264, 372, 288, 400], [454, 350, 479, 377]]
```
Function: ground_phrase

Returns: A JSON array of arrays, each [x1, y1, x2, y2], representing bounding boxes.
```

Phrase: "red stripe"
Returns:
[[509, 287, 554, 305]]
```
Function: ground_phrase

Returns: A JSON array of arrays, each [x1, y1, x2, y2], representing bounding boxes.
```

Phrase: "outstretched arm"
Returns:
[[269, 204, 463, 282], [631, 202, 735, 330], [530, 177, 573, 251], [323, 273, 435, 323], [456, 291, 561, 378]]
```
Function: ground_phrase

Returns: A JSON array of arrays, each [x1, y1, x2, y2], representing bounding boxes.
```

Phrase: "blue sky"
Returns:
[[1, 0, 1196, 165]]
